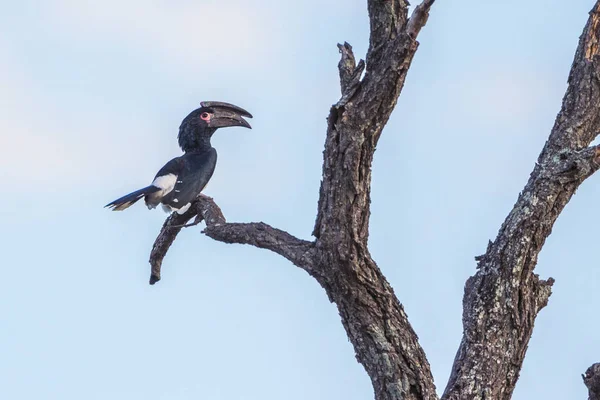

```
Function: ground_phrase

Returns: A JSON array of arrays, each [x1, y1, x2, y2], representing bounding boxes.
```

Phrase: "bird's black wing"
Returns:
[[161, 148, 218, 210], [153, 157, 184, 179]]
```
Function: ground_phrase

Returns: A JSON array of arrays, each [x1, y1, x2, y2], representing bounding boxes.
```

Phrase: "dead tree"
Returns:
[[147, 1, 600, 399]]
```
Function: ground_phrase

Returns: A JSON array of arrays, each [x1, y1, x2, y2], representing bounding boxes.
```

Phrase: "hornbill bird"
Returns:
[[105, 101, 252, 214]]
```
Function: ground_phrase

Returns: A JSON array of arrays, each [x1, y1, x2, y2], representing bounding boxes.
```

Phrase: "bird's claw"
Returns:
[[168, 220, 201, 229]]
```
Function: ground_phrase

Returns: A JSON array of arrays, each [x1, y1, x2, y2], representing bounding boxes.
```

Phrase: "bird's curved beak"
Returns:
[[201, 101, 253, 129]]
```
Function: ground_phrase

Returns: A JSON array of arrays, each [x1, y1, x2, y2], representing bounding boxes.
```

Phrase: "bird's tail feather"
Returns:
[[105, 186, 160, 211]]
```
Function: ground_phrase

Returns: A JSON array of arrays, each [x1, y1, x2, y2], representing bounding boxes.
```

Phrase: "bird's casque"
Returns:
[[105, 101, 252, 214]]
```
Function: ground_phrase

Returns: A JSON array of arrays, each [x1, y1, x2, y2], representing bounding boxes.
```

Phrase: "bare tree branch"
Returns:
[[584, 363, 600, 400], [149, 205, 198, 285], [442, 3, 600, 399], [407, 0, 436, 38], [545, 2, 600, 153], [366, 0, 410, 64], [337, 42, 365, 107], [203, 222, 315, 274], [305, 2, 440, 400], [149, 195, 315, 285], [338, 42, 363, 93]]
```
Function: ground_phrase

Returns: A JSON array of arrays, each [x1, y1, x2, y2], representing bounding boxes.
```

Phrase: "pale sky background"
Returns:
[[1, 1, 599, 399]]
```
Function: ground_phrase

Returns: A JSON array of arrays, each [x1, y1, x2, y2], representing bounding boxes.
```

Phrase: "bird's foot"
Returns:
[[169, 220, 201, 229]]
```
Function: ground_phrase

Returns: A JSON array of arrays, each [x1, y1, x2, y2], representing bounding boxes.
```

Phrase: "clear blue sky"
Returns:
[[1, 1, 598, 399]]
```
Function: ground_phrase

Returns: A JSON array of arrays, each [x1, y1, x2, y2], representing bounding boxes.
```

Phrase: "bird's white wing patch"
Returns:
[[160, 202, 192, 215], [175, 203, 192, 214], [152, 173, 177, 195]]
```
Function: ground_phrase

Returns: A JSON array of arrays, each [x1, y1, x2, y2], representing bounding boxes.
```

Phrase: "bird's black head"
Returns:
[[178, 101, 253, 152]]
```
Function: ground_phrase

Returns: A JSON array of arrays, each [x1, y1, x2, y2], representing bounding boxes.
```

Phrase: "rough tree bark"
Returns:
[[147, 1, 600, 399], [584, 364, 600, 400]]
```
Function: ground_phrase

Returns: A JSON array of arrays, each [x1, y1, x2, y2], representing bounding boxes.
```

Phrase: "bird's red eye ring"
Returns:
[[200, 112, 210, 121]]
